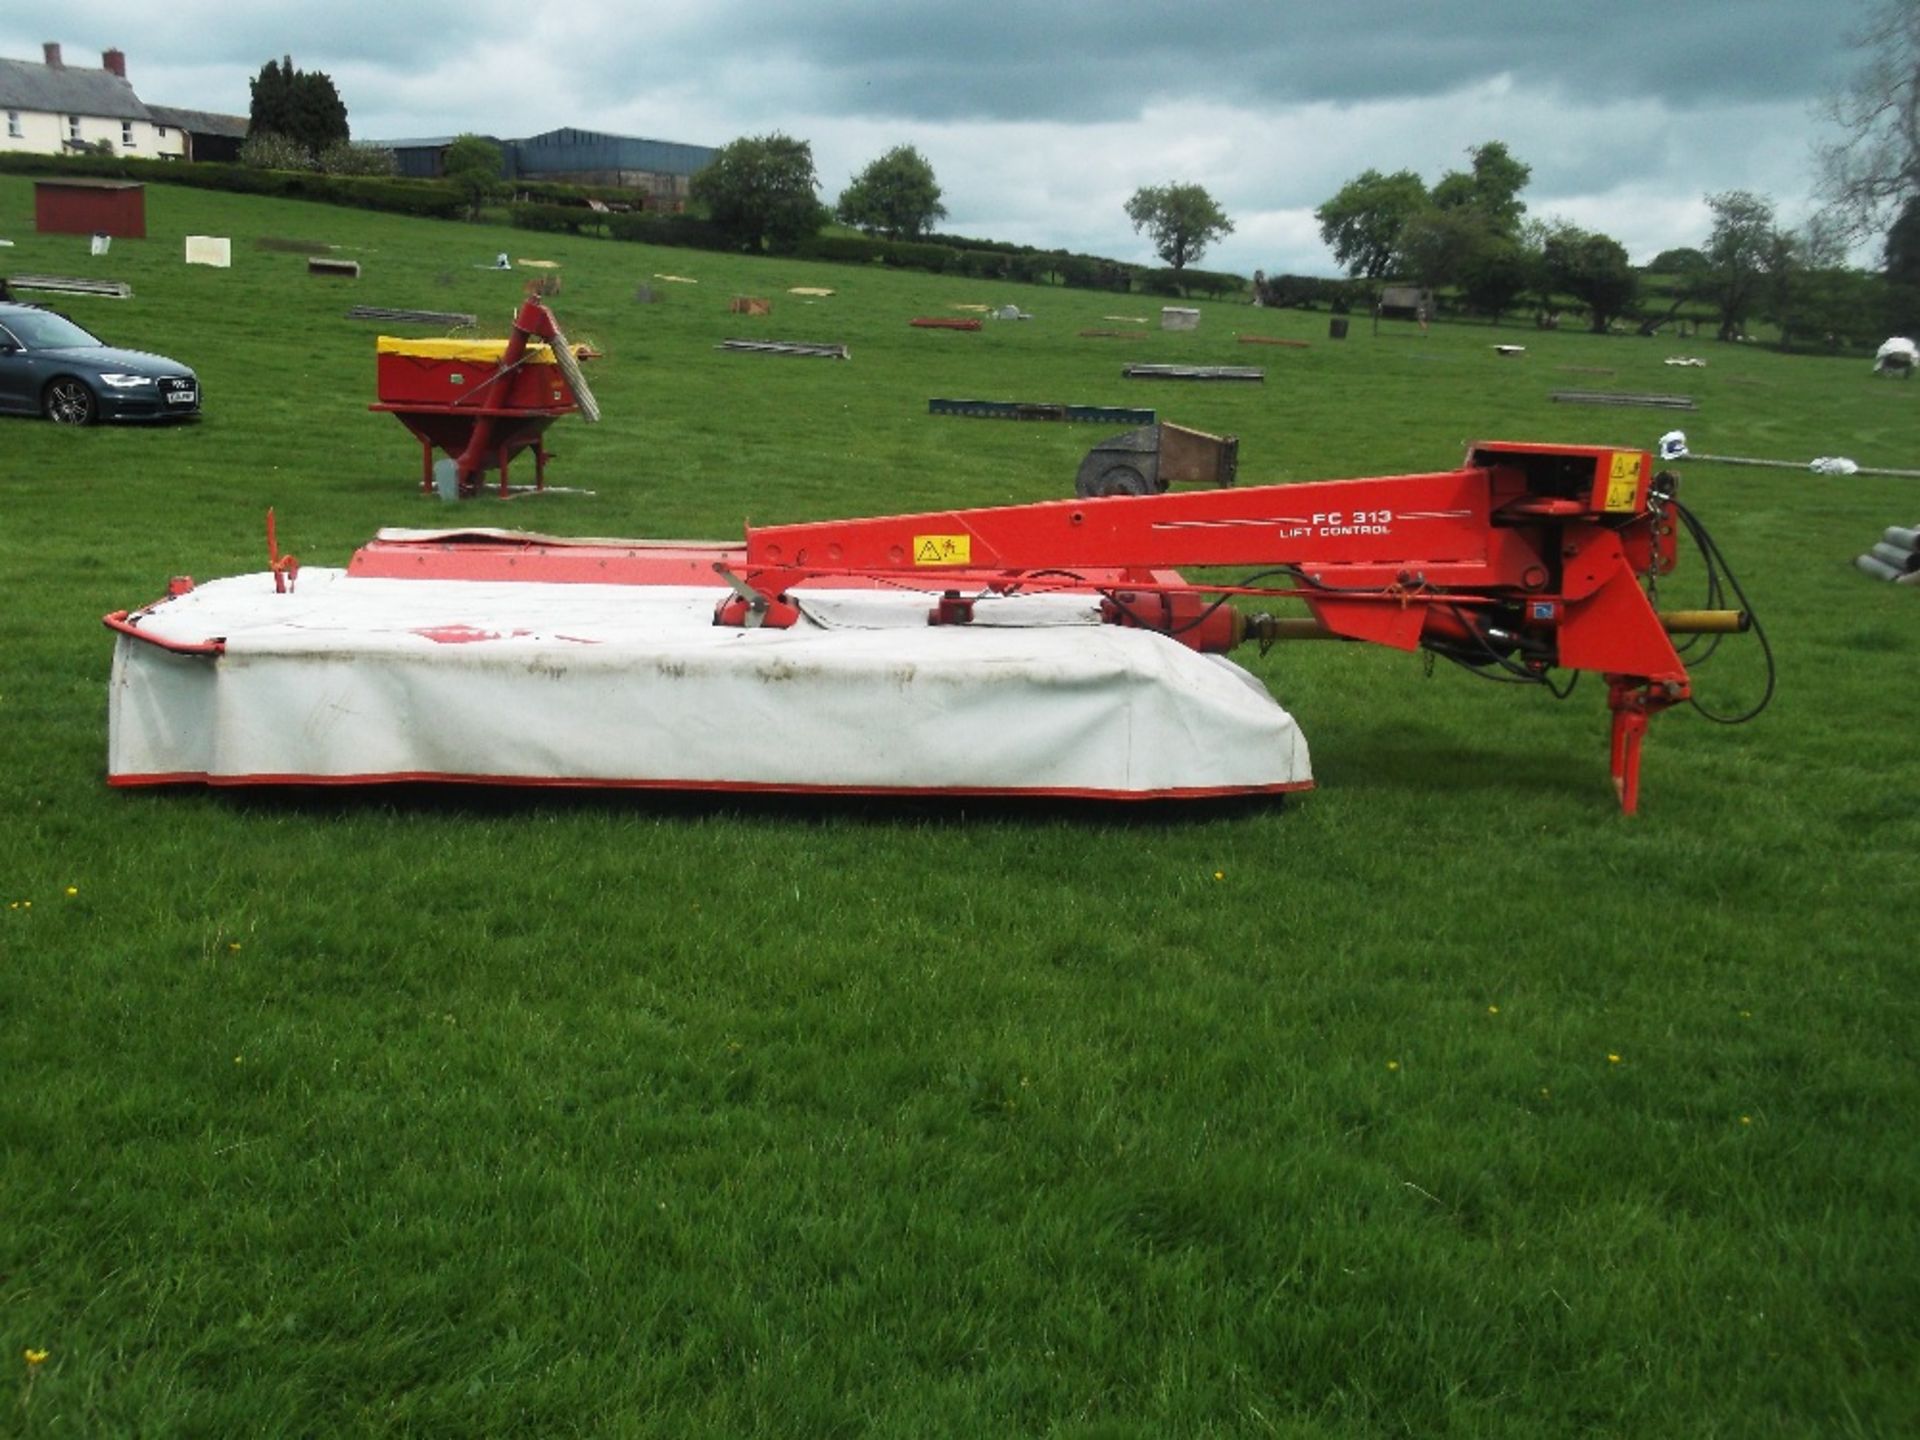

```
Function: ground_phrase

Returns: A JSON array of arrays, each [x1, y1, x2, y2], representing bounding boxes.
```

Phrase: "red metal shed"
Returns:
[[34, 178, 147, 239]]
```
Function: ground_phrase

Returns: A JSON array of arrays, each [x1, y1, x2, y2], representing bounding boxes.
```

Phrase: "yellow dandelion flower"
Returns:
[[228, 942, 242, 952], [1213, 870, 1224, 881], [1386, 1060, 1400, 1071], [24, 1349, 47, 1366], [1487, 1005, 1500, 1015], [64, 886, 77, 897], [1740, 1115, 1752, 1126], [1607, 1053, 1621, 1064]]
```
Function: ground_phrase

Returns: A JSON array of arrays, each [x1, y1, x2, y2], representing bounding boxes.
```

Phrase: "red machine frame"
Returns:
[[712, 440, 1734, 814], [338, 439, 1750, 812]]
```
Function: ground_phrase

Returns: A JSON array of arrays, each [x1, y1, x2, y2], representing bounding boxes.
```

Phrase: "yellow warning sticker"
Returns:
[[913, 534, 971, 565], [1603, 452, 1641, 512]]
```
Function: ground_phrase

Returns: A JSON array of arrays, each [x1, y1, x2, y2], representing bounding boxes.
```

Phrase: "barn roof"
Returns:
[[0, 56, 151, 122], [514, 127, 716, 176], [145, 105, 248, 139], [33, 176, 143, 190], [369, 129, 717, 177]]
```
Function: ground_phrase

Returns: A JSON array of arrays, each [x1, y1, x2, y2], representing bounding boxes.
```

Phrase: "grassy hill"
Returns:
[[1, 176, 1916, 1435]]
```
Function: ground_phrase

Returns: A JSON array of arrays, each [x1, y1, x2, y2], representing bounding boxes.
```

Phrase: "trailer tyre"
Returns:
[[44, 378, 97, 426], [1077, 464, 1153, 498]]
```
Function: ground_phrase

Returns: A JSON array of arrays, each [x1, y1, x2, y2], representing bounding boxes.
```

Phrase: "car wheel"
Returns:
[[44, 377, 97, 426]]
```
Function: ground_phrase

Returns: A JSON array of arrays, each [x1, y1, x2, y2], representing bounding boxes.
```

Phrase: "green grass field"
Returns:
[[2, 176, 1917, 1436]]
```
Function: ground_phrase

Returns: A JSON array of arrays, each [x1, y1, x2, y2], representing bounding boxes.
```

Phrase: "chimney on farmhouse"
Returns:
[[103, 48, 126, 78], [43, 42, 63, 68]]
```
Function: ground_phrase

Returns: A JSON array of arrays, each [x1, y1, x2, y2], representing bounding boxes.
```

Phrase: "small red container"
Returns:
[[374, 341, 576, 410], [370, 338, 584, 497], [35, 178, 146, 238]]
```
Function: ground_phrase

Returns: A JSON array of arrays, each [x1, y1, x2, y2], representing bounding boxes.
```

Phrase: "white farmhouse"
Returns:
[[0, 43, 185, 161]]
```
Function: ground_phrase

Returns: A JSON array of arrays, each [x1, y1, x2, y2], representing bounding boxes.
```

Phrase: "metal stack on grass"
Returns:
[[1855, 524, 1920, 584]]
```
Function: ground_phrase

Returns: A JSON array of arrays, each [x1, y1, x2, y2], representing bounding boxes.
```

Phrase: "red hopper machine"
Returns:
[[370, 299, 599, 498]]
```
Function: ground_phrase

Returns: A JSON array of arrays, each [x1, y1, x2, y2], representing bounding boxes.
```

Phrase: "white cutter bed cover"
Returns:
[[107, 559, 1313, 798]]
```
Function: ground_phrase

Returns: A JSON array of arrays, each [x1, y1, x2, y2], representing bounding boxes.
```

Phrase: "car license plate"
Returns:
[[166, 389, 197, 405]]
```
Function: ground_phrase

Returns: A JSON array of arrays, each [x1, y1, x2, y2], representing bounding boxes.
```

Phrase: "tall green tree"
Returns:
[[692, 133, 829, 252], [1431, 141, 1531, 237], [1315, 143, 1529, 283], [1884, 194, 1920, 283], [1884, 195, 1920, 330], [1703, 190, 1784, 341], [1397, 206, 1490, 291], [837, 145, 947, 240], [1762, 238, 1881, 350], [443, 135, 503, 221], [1457, 233, 1534, 324], [1398, 205, 1532, 321], [1636, 248, 1710, 336], [1649, 247, 1710, 273], [1125, 183, 1233, 272], [248, 57, 292, 136], [1541, 224, 1638, 333], [247, 55, 348, 159], [1516, 218, 1559, 314], [1315, 168, 1428, 279]]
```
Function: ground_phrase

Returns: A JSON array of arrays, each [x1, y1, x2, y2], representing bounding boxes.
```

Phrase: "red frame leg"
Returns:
[[1606, 678, 1683, 816], [1609, 701, 1649, 815]]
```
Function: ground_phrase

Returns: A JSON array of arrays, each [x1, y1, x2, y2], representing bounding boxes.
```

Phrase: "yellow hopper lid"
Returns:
[[376, 336, 561, 364]]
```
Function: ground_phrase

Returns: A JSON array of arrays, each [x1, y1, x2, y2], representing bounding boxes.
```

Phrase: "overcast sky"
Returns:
[[4, 1, 1873, 275]]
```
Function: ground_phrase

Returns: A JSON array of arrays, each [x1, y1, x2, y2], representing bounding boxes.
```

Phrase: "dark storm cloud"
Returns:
[[11, 1, 1862, 126], [0, 0, 1869, 274], [655, 0, 1857, 122], [18, 1, 481, 71]]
